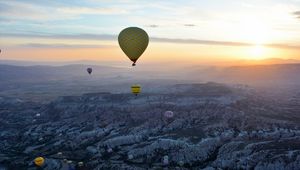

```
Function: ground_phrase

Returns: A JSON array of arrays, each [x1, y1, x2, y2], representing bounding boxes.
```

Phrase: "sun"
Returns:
[[249, 45, 266, 60], [234, 18, 273, 60]]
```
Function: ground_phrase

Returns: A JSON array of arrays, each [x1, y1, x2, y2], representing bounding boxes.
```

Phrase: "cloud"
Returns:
[[151, 37, 251, 46], [3, 33, 300, 49], [0, 1, 58, 20], [0, 1, 128, 21], [266, 43, 300, 50], [18, 43, 115, 49], [146, 24, 159, 28], [3, 33, 117, 40], [293, 11, 300, 19], [57, 7, 128, 15], [183, 24, 196, 27]]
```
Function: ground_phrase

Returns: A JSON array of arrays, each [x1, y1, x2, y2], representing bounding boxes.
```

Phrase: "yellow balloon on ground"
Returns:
[[34, 157, 45, 167], [118, 27, 149, 66], [131, 85, 141, 96]]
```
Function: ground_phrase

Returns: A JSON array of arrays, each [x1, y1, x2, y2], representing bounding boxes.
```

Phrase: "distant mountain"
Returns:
[[233, 58, 300, 66], [2, 63, 300, 86], [0, 59, 125, 66], [0, 64, 129, 83], [260, 58, 300, 64], [190, 63, 300, 87], [0, 64, 183, 101]]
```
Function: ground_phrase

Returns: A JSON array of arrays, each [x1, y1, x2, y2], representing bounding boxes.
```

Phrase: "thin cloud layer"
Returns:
[[18, 43, 115, 49], [0, 1, 128, 21], [146, 24, 159, 28], [183, 24, 196, 27], [3, 33, 300, 49], [57, 7, 128, 15], [3, 33, 117, 40], [151, 37, 251, 46], [293, 11, 300, 19]]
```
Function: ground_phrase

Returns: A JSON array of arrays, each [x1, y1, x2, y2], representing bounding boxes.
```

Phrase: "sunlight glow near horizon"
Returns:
[[249, 45, 267, 60], [1, 0, 300, 65]]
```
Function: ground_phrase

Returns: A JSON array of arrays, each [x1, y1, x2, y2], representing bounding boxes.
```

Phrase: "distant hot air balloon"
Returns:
[[164, 111, 174, 118], [78, 162, 84, 167], [107, 148, 113, 153], [131, 85, 141, 96], [87, 68, 92, 75], [34, 157, 45, 167], [128, 154, 133, 160], [118, 27, 149, 66], [178, 160, 184, 167], [163, 155, 169, 165]]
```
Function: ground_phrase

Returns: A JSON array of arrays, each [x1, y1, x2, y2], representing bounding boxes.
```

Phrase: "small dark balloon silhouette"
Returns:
[[87, 68, 92, 75]]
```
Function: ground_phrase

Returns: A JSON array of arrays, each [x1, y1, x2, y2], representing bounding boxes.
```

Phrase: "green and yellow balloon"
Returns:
[[118, 27, 149, 66]]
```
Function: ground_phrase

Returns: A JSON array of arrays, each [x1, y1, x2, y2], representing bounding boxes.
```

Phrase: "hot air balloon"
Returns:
[[128, 154, 133, 160], [78, 162, 84, 167], [164, 111, 174, 118], [107, 148, 113, 153], [87, 68, 92, 75], [34, 157, 45, 167], [118, 27, 149, 66], [163, 155, 169, 165], [131, 85, 141, 96]]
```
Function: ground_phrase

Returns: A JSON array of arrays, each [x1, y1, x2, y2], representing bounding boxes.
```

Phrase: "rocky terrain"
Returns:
[[0, 83, 300, 169]]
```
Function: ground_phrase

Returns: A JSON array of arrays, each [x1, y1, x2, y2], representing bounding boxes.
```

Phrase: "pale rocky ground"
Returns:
[[1, 83, 300, 169]]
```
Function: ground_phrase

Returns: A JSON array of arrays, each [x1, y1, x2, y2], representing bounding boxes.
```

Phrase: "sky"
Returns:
[[1, 0, 300, 65]]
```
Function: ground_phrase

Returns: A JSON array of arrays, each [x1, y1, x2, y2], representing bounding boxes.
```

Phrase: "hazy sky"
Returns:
[[1, 0, 300, 65]]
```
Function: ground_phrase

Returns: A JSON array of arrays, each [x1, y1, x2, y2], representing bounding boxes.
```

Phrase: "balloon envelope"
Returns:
[[118, 27, 149, 66], [131, 85, 141, 95], [87, 68, 92, 74], [178, 160, 184, 166], [34, 157, 45, 167], [164, 111, 174, 118], [78, 162, 84, 167], [163, 155, 169, 165], [107, 148, 113, 153], [128, 154, 133, 160]]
